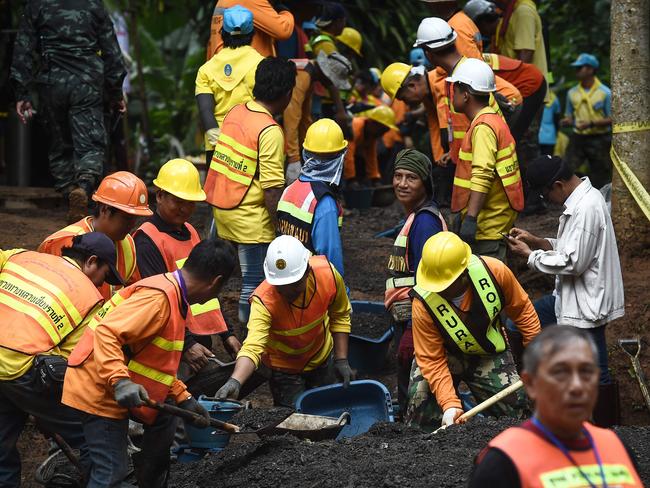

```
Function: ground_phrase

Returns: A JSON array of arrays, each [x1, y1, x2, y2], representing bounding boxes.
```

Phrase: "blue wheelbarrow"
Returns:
[[348, 301, 394, 373]]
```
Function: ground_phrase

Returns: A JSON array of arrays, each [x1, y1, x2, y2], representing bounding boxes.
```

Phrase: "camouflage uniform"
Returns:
[[405, 349, 527, 432], [10, 0, 126, 192]]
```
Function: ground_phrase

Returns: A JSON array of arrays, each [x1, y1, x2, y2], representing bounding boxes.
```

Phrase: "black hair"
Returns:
[[183, 238, 238, 283], [61, 235, 107, 268], [356, 69, 378, 88], [428, 42, 456, 57], [455, 82, 490, 105], [476, 12, 500, 25], [92, 203, 118, 218], [221, 29, 254, 49], [522, 326, 598, 375], [253, 57, 297, 103], [318, 2, 346, 22]]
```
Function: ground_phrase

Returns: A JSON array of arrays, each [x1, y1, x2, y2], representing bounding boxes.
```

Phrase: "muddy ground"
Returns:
[[3, 192, 649, 486], [350, 312, 391, 339]]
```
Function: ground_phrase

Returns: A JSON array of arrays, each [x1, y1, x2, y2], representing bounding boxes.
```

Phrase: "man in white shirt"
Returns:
[[505, 155, 624, 425]]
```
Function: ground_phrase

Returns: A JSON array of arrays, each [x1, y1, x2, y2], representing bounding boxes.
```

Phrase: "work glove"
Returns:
[[334, 358, 354, 388], [179, 396, 211, 427], [114, 379, 149, 408], [206, 127, 221, 147], [215, 377, 241, 400], [441, 408, 463, 427], [286, 161, 301, 184], [459, 215, 478, 244]]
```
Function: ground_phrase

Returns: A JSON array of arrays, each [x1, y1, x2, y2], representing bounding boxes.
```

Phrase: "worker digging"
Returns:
[[2, 1, 649, 487]]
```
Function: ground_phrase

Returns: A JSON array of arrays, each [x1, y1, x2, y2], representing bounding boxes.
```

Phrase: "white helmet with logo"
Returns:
[[413, 17, 457, 50], [264, 235, 312, 286]]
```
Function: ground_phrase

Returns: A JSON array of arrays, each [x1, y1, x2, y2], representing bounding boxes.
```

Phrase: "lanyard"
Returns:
[[531, 417, 608, 488], [172, 270, 189, 307]]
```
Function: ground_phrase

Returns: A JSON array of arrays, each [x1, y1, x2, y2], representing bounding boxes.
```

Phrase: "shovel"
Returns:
[[433, 379, 524, 434], [145, 399, 240, 433], [618, 337, 650, 412]]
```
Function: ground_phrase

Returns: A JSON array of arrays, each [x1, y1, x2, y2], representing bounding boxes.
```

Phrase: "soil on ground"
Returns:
[[230, 407, 294, 432], [350, 312, 391, 339]]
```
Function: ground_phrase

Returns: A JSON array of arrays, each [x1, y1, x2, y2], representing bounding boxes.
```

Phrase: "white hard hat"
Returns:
[[463, 0, 497, 22], [413, 17, 457, 50], [445, 58, 496, 93], [263, 235, 312, 286]]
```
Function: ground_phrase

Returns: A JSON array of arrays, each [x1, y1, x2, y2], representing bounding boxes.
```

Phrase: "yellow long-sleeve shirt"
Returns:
[[238, 262, 351, 371]]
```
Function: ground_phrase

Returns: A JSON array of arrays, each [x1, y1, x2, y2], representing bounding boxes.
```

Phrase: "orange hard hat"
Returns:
[[92, 171, 153, 216]]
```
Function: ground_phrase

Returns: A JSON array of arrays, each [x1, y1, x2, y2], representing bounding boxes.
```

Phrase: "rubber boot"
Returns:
[[592, 381, 620, 428], [66, 179, 94, 224]]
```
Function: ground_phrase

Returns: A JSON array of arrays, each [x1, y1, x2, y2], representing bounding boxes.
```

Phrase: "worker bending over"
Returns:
[[407, 232, 540, 431], [39, 171, 152, 299], [278, 119, 346, 275], [470, 326, 642, 487], [63, 239, 236, 487], [216, 236, 352, 408], [0, 233, 122, 487], [447, 58, 524, 261]]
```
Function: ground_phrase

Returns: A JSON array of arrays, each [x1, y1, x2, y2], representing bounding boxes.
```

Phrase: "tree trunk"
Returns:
[[610, 0, 650, 252]]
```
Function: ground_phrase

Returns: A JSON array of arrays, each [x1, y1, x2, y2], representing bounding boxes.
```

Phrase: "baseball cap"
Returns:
[[223, 5, 254, 35], [72, 232, 125, 286], [526, 155, 569, 191], [570, 53, 599, 69]]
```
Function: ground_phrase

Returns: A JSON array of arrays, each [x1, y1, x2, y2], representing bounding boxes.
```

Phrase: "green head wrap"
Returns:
[[393, 149, 434, 196]]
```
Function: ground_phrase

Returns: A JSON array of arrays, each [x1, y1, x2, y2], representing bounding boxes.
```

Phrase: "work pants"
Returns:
[[395, 321, 414, 415], [81, 409, 177, 488], [236, 243, 269, 325], [566, 133, 612, 189], [269, 357, 336, 408], [39, 79, 106, 191], [0, 365, 89, 487], [405, 349, 526, 432]]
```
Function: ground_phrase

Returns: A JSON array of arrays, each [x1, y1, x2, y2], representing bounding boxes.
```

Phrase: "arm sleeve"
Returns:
[[327, 264, 351, 334], [469, 448, 521, 488], [250, 2, 294, 41], [565, 91, 574, 117], [411, 299, 462, 411], [283, 70, 310, 162], [96, 5, 127, 101], [408, 212, 443, 272], [484, 257, 540, 346], [169, 378, 190, 403], [194, 65, 214, 96], [236, 297, 272, 368], [57, 303, 105, 357], [258, 125, 286, 190], [469, 124, 498, 194], [603, 89, 612, 117], [94, 289, 171, 387], [511, 5, 538, 51], [311, 195, 344, 276], [132, 231, 168, 278], [9, 3, 37, 100], [0, 249, 26, 269]]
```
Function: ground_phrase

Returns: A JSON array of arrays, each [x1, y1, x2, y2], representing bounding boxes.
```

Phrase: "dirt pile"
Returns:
[[231, 407, 294, 432], [350, 312, 391, 339]]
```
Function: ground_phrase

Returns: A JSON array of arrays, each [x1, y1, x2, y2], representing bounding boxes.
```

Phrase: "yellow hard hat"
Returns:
[[380, 62, 412, 100], [365, 105, 399, 131], [302, 118, 349, 153], [153, 158, 207, 202], [416, 232, 472, 293], [336, 27, 362, 56]]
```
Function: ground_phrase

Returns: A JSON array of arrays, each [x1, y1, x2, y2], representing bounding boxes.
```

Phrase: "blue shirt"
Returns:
[[407, 208, 444, 272], [538, 93, 561, 146]]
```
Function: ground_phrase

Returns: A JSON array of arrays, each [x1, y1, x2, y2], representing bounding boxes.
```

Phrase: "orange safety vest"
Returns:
[[38, 216, 137, 300], [489, 423, 643, 487], [204, 103, 278, 210], [67, 273, 186, 424], [0, 251, 103, 355], [132, 221, 227, 335], [452, 108, 524, 213], [482, 53, 543, 98], [277, 179, 343, 254], [384, 205, 447, 314], [252, 256, 337, 374]]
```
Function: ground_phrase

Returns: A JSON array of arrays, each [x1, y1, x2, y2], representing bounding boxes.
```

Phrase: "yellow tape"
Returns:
[[610, 147, 650, 221], [612, 121, 650, 134]]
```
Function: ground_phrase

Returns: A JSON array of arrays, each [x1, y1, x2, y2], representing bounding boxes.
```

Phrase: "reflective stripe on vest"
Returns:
[[204, 103, 277, 209], [134, 221, 227, 335], [0, 252, 102, 355], [252, 255, 337, 374], [411, 255, 506, 355], [489, 423, 643, 488], [451, 109, 524, 213]]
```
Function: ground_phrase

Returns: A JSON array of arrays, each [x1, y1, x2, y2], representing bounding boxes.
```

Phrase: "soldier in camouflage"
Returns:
[[405, 232, 540, 432], [10, 0, 126, 222]]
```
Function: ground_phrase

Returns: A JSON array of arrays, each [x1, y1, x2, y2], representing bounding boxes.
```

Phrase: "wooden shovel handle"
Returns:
[[145, 399, 240, 433], [457, 379, 524, 423]]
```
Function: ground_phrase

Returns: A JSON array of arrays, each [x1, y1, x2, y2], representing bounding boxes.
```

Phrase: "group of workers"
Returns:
[[2, 0, 632, 487]]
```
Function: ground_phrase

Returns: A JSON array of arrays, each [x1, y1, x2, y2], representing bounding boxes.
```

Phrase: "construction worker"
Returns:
[[283, 52, 353, 184], [446, 58, 524, 260], [132, 159, 240, 389], [204, 57, 296, 324], [39, 171, 152, 300], [463, 0, 500, 44], [196, 5, 264, 166], [385, 149, 447, 413], [62, 239, 237, 487], [0, 232, 123, 487], [407, 231, 540, 431], [335, 26, 362, 61], [344, 105, 399, 185], [418, 0, 484, 58], [470, 326, 643, 488], [277, 119, 347, 275], [216, 235, 352, 408], [206, 0, 294, 59], [10, 0, 126, 223], [561, 53, 613, 189]]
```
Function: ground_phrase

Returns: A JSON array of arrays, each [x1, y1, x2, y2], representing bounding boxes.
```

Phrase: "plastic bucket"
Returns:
[[184, 397, 243, 449], [348, 301, 394, 373]]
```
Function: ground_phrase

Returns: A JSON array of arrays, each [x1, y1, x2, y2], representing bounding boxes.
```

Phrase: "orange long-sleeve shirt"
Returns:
[[412, 256, 540, 412], [62, 286, 189, 420], [448, 11, 483, 59], [344, 117, 381, 181], [206, 0, 294, 59]]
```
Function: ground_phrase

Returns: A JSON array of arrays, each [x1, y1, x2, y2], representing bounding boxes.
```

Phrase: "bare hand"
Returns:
[[223, 335, 242, 359], [509, 227, 536, 246], [436, 152, 452, 168], [182, 343, 214, 373], [16, 101, 34, 124], [505, 234, 532, 258], [575, 121, 590, 131]]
